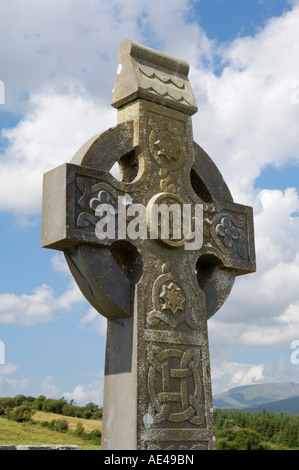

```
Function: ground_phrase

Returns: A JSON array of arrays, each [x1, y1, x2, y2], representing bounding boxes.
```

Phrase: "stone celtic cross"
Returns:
[[42, 40, 255, 450]]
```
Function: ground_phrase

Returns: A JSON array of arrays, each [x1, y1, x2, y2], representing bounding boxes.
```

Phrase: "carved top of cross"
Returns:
[[41, 40, 256, 323]]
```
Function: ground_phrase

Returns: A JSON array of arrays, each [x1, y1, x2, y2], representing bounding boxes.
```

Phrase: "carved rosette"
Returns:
[[147, 264, 198, 330], [211, 211, 250, 260], [202, 205, 253, 266]]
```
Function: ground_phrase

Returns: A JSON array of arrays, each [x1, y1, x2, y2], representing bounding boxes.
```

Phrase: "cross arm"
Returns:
[[41, 161, 144, 320], [41, 162, 116, 250], [201, 201, 256, 275]]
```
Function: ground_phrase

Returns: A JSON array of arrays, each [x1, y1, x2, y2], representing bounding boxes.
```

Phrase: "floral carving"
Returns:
[[216, 217, 239, 248], [89, 189, 118, 215], [211, 212, 250, 260], [76, 177, 118, 230]]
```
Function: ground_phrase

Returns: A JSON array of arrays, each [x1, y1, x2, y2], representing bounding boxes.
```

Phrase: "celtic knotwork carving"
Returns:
[[147, 264, 198, 329], [147, 443, 208, 450], [147, 345, 205, 426], [76, 177, 118, 230]]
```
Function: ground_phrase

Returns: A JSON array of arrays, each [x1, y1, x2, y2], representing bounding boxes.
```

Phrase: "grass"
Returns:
[[0, 413, 102, 450], [33, 411, 102, 433]]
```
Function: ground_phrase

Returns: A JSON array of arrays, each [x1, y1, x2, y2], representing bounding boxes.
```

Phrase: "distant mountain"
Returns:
[[234, 396, 299, 414], [214, 382, 299, 412]]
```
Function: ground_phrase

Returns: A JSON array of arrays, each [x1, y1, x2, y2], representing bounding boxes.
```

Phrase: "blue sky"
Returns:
[[194, 0, 293, 41], [0, 0, 299, 405]]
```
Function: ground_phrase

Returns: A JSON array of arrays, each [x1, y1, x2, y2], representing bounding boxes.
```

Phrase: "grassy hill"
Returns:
[[1, 403, 299, 450], [33, 410, 102, 433], [1, 388, 299, 450], [0, 411, 102, 450]]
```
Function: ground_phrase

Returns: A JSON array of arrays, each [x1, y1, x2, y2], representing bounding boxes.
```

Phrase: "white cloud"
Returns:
[[211, 361, 265, 395], [211, 354, 299, 395], [55, 280, 86, 312], [0, 0, 212, 216], [0, 280, 85, 326], [0, 285, 55, 326], [0, 364, 30, 398], [51, 253, 70, 275], [79, 307, 107, 337], [279, 301, 299, 326], [0, 1, 139, 112], [235, 300, 299, 348], [0, 376, 30, 396], [63, 380, 104, 406], [0, 364, 20, 376], [0, 369, 104, 405], [209, 184, 299, 353], [0, 0, 203, 113], [0, 88, 116, 214], [40, 375, 61, 398], [192, 3, 299, 204]]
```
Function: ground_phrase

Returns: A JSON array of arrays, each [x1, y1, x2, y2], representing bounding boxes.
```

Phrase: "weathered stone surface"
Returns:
[[111, 39, 198, 115], [42, 40, 256, 450]]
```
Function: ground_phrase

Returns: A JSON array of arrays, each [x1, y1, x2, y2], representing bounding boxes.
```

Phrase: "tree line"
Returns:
[[0, 394, 102, 420], [214, 408, 299, 450]]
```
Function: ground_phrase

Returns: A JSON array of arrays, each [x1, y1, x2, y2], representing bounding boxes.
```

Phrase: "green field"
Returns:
[[0, 414, 101, 450], [1, 394, 299, 450]]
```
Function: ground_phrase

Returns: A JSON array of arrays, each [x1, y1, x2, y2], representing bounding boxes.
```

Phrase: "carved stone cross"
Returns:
[[42, 40, 255, 450]]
